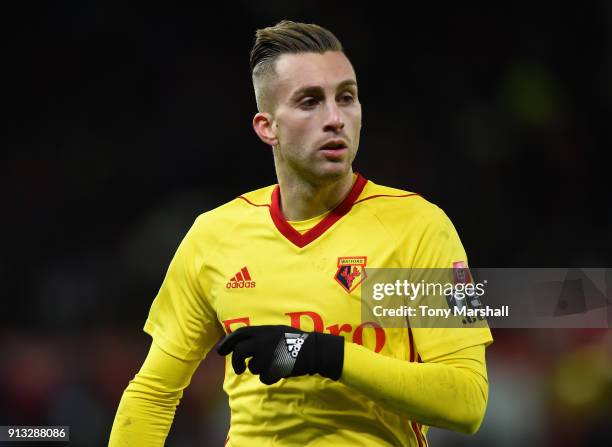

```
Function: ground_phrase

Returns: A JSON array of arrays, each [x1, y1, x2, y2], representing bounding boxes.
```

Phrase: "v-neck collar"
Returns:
[[269, 173, 368, 248]]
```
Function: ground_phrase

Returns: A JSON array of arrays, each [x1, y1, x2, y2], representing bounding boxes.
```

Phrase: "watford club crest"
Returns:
[[334, 256, 367, 293]]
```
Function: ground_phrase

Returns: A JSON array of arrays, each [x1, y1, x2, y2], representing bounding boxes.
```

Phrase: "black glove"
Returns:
[[217, 325, 344, 385]]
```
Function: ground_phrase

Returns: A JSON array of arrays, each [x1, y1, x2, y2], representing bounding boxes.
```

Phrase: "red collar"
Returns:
[[269, 173, 368, 248]]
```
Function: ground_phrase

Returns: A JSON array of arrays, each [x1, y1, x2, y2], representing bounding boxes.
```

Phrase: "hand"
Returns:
[[217, 325, 344, 385]]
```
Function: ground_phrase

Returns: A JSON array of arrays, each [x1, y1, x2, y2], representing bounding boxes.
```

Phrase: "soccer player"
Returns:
[[109, 20, 493, 446]]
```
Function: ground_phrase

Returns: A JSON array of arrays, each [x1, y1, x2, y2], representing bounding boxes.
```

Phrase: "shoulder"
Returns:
[[357, 178, 449, 226], [194, 184, 275, 226], [186, 184, 276, 242], [359, 178, 467, 264]]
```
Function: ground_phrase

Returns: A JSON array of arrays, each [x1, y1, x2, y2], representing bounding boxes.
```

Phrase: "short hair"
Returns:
[[250, 20, 344, 113]]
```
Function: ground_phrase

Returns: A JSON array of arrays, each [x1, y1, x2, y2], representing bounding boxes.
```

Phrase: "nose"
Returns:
[[323, 101, 344, 132]]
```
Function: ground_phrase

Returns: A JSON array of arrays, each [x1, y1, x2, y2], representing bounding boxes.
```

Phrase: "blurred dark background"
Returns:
[[1, 2, 611, 446]]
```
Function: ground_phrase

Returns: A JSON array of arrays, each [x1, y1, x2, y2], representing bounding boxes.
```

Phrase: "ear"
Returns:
[[252, 112, 279, 147]]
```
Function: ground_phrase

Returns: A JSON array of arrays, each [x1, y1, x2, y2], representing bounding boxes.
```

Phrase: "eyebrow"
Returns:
[[290, 79, 357, 102]]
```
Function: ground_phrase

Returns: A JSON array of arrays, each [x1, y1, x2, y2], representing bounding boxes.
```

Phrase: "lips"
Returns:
[[319, 139, 348, 161], [319, 139, 348, 150]]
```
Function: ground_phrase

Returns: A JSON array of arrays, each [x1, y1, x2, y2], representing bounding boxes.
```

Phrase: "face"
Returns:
[[254, 51, 362, 184]]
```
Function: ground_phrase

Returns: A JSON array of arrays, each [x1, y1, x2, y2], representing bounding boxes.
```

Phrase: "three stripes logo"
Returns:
[[284, 333, 307, 358], [226, 266, 256, 289], [269, 332, 309, 379]]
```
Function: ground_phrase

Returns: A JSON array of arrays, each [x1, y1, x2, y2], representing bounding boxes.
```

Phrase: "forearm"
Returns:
[[108, 342, 201, 446], [340, 343, 488, 434], [109, 380, 181, 446]]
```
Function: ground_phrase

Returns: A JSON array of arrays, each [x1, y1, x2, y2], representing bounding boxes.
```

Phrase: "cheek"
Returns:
[[341, 103, 360, 125], [348, 111, 362, 137], [352, 105, 363, 125], [280, 117, 316, 144]]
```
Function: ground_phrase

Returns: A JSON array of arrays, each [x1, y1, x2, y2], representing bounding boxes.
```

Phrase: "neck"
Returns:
[[275, 169, 355, 221]]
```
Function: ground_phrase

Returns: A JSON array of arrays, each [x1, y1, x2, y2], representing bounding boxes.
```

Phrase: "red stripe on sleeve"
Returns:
[[411, 421, 425, 447], [408, 328, 415, 363], [353, 193, 420, 205], [237, 196, 270, 208]]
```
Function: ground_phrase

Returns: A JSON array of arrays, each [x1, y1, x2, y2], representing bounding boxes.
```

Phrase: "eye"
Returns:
[[338, 93, 355, 104], [299, 98, 319, 108]]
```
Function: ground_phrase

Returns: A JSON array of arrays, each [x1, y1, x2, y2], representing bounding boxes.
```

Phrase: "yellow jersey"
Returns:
[[144, 173, 493, 446]]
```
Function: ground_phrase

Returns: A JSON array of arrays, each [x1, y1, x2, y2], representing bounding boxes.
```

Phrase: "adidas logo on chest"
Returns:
[[226, 266, 256, 289]]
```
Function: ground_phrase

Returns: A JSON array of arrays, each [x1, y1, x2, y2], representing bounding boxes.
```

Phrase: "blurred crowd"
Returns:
[[2, 2, 611, 446]]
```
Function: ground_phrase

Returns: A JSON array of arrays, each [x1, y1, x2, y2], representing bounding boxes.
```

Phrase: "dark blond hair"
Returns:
[[250, 20, 344, 112]]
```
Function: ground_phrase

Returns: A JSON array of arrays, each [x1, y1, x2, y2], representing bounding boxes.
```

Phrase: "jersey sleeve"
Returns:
[[409, 207, 493, 361], [109, 341, 201, 446], [144, 216, 224, 361], [341, 342, 488, 434]]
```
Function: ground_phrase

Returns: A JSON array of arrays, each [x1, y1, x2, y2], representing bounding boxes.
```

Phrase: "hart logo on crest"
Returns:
[[334, 256, 367, 293]]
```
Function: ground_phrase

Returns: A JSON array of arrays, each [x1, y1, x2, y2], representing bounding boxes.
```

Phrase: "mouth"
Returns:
[[319, 147, 348, 161], [319, 140, 348, 152]]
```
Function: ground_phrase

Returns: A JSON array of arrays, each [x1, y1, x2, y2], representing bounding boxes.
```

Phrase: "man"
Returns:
[[109, 20, 492, 446]]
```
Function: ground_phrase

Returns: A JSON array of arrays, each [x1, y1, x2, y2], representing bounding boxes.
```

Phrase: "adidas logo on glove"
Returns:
[[217, 325, 344, 384], [284, 333, 307, 358]]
